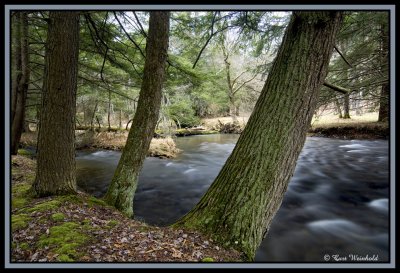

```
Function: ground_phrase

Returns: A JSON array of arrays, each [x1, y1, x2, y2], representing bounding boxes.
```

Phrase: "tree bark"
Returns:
[[343, 92, 351, 119], [11, 12, 30, 155], [104, 11, 170, 217], [32, 11, 80, 196], [173, 11, 343, 260]]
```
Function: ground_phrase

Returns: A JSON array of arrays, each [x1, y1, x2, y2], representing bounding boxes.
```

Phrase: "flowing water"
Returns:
[[76, 134, 389, 262]]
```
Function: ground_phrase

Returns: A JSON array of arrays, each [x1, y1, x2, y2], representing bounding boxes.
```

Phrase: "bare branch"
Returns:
[[334, 46, 353, 68], [323, 81, 352, 94]]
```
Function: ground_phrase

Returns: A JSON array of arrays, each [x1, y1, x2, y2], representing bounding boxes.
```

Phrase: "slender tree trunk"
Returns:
[[108, 90, 111, 130], [173, 11, 343, 260], [335, 98, 343, 118], [32, 11, 80, 196], [378, 21, 389, 122], [343, 92, 351, 119], [11, 12, 30, 155], [90, 100, 98, 131], [104, 11, 170, 217], [119, 109, 122, 129]]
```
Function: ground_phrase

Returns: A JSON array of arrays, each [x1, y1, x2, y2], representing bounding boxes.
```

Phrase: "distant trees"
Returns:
[[32, 11, 80, 196], [11, 12, 30, 155], [317, 12, 389, 120], [104, 11, 170, 216], [174, 11, 343, 260]]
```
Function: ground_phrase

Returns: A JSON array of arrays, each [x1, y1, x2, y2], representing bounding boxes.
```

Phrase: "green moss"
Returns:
[[12, 197, 28, 210], [19, 242, 29, 250], [25, 174, 36, 182], [26, 200, 61, 213], [57, 254, 74, 262], [201, 257, 214, 262], [87, 196, 107, 207], [51, 213, 65, 222], [56, 194, 83, 204], [106, 220, 119, 228], [12, 183, 31, 196], [38, 222, 89, 261], [12, 214, 31, 231], [17, 149, 32, 156], [81, 219, 91, 225]]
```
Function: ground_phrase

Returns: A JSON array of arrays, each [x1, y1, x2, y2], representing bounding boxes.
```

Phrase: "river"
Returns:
[[76, 134, 389, 262]]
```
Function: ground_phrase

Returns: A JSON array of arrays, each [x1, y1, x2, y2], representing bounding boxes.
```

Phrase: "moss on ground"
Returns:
[[51, 213, 65, 222], [17, 149, 32, 156], [201, 257, 214, 262], [25, 200, 62, 213], [106, 219, 119, 228], [38, 222, 89, 262], [12, 214, 32, 231], [87, 196, 108, 207]]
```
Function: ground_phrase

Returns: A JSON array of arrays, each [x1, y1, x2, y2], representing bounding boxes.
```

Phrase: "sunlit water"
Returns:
[[76, 134, 389, 262]]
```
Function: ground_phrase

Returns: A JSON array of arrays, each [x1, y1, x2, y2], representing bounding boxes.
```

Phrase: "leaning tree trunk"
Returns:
[[11, 12, 30, 155], [173, 11, 343, 260], [32, 11, 80, 196], [104, 11, 170, 217]]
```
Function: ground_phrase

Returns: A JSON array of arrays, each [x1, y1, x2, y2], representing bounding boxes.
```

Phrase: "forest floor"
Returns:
[[308, 112, 389, 139], [10, 155, 242, 263]]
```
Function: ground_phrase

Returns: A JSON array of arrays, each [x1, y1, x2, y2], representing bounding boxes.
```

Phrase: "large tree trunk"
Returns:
[[104, 11, 170, 217], [11, 12, 30, 155], [173, 11, 343, 260], [378, 21, 389, 122], [32, 11, 80, 196]]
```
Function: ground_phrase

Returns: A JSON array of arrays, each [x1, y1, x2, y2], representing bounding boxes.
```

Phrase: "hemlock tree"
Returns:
[[32, 11, 80, 196], [11, 12, 30, 155], [174, 11, 343, 260], [104, 11, 170, 217]]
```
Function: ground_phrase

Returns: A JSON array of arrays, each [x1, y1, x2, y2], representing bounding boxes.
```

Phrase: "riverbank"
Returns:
[[10, 154, 242, 262], [20, 131, 181, 159], [201, 113, 389, 140]]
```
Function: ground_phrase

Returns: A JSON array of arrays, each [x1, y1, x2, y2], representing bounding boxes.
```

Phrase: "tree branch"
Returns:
[[323, 81, 352, 94], [192, 12, 218, 69], [233, 73, 258, 94], [113, 11, 146, 59], [334, 46, 353, 68]]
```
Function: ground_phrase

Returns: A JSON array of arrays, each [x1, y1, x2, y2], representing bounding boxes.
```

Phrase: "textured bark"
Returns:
[[174, 11, 343, 260], [11, 12, 30, 155], [32, 12, 80, 196], [104, 11, 170, 217]]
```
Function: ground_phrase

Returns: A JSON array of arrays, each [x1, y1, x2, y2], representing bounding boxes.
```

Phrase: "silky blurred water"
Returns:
[[76, 134, 389, 262]]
